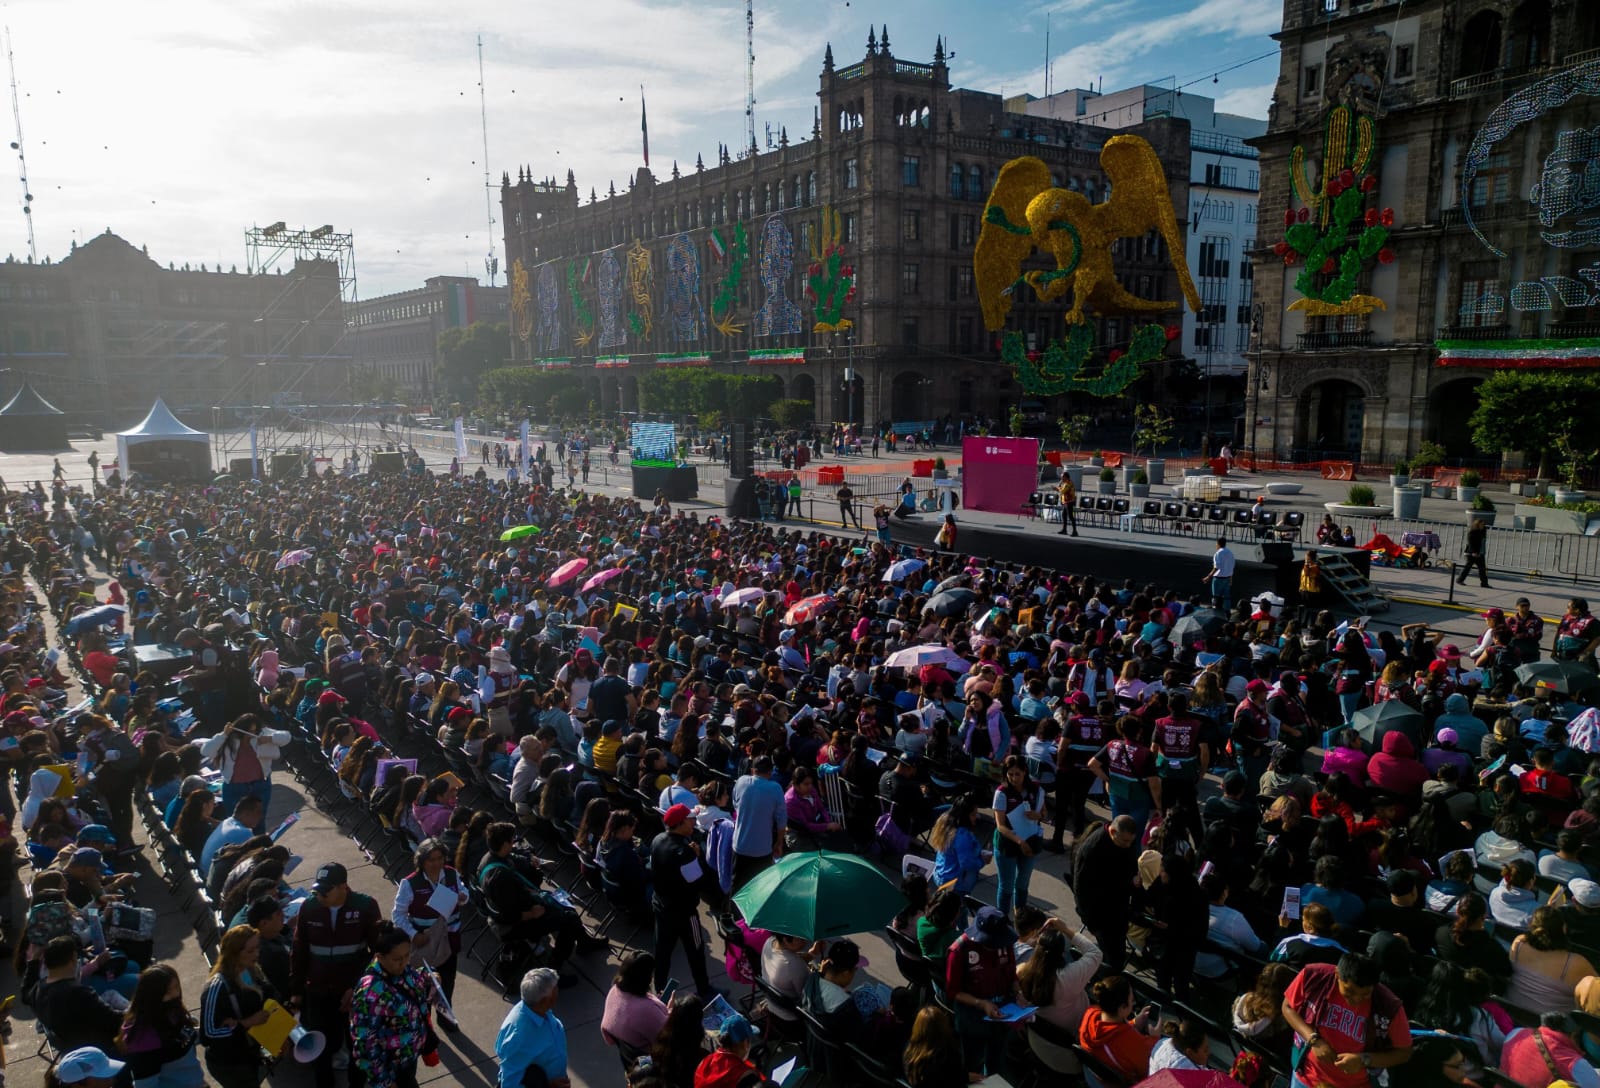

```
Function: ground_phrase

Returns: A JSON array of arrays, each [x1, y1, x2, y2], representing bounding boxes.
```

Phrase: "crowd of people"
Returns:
[[0, 457, 1599, 1088]]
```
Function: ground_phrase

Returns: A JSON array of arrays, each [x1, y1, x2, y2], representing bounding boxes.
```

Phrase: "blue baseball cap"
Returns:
[[717, 1013, 760, 1045]]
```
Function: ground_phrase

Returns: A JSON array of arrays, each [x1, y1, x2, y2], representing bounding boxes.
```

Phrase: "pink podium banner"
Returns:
[[961, 437, 1041, 515]]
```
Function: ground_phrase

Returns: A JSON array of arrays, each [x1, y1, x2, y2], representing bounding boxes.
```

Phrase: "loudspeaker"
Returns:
[[368, 451, 405, 475], [1257, 541, 1295, 564], [268, 453, 305, 480], [729, 421, 754, 478], [724, 476, 759, 519]]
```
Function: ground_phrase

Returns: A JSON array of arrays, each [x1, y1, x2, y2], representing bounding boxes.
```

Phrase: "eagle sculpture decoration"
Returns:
[[973, 136, 1202, 397]]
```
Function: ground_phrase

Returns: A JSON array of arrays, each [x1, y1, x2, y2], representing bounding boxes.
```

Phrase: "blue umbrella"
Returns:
[[64, 604, 127, 636]]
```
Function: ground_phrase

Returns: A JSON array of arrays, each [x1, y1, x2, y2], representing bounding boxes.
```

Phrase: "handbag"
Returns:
[[875, 811, 910, 856], [408, 917, 453, 968], [104, 903, 157, 943]]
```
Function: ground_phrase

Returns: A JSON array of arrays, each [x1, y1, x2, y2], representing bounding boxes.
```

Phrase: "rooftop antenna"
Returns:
[[477, 33, 499, 286], [745, 0, 757, 153], [1044, 13, 1051, 97], [5, 29, 35, 264]]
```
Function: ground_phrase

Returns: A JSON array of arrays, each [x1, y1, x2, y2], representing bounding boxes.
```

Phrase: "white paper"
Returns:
[[426, 880, 461, 920], [1282, 886, 1301, 920], [679, 858, 704, 884], [771, 1057, 800, 1086]]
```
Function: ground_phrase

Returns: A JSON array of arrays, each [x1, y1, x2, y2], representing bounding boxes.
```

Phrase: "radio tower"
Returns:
[[5, 29, 35, 263], [477, 33, 499, 286], [744, 0, 757, 154]]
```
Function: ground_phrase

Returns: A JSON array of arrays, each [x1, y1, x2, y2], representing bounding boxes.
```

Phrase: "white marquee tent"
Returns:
[[116, 399, 211, 480]]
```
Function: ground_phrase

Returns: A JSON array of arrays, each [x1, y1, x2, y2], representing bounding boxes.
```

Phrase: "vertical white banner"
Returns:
[[453, 417, 468, 460], [249, 424, 259, 479], [519, 420, 531, 476]]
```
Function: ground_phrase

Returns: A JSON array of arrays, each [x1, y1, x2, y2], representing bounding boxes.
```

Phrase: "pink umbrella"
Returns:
[[783, 593, 834, 625], [581, 566, 624, 592], [547, 558, 589, 587]]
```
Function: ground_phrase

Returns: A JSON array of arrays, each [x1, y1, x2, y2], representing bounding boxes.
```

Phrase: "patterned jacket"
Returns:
[[349, 959, 433, 1086]]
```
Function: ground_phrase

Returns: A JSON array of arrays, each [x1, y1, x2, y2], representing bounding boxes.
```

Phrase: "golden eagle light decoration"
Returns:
[[975, 136, 1201, 396]]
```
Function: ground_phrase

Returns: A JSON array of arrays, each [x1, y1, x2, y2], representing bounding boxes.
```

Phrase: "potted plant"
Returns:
[[1458, 470, 1481, 504], [1410, 440, 1445, 497], [1119, 460, 1138, 489], [1554, 436, 1593, 504], [1132, 405, 1174, 485], [1324, 482, 1390, 517], [1389, 459, 1410, 488], [1469, 492, 1497, 526], [932, 456, 948, 480], [1058, 414, 1090, 454], [1097, 466, 1117, 494], [1130, 469, 1150, 499], [1086, 448, 1105, 469]]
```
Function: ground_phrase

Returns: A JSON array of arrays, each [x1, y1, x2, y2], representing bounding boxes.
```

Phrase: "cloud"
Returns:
[[1214, 81, 1276, 118]]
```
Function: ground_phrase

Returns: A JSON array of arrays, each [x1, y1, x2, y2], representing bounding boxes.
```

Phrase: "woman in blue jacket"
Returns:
[[929, 797, 985, 895]]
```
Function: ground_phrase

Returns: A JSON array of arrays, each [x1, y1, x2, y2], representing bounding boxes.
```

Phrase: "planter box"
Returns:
[[1146, 458, 1166, 486], [1184, 466, 1208, 478], [1514, 503, 1588, 534], [1392, 486, 1423, 520], [1457, 486, 1480, 503], [1389, 475, 1410, 488], [1065, 465, 1085, 489], [1553, 489, 1588, 505], [1038, 464, 1059, 482], [1467, 510, 1497, 526], [1096, 479, 1117, 494], [1130, 483, 1150, 498], [1324, 502, 1392, 518], [1086, 458, 1104, 469], [1418, 480, 1433, 498]]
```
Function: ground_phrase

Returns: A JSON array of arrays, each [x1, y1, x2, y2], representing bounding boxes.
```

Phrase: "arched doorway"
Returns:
[[1506, 0, 1550, 70], [890, 371, 928, 422], [620, 373, 639, 414], [788, 373, 816, 422], [1296, 379, 1365, 457], [1426, 377, 1484, 457], [832, 372, 863, 425]]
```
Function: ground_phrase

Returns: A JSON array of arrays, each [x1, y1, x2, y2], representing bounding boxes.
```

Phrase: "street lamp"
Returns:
[[1248, 302, 1267, 464]]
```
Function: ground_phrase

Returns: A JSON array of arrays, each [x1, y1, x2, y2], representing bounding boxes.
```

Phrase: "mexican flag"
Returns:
[[709, 229, 727, 262]]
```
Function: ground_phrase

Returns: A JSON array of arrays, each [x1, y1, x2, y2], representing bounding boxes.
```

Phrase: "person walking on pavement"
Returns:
[[648, 803, 714, 997], [1202, 537, 1236, 611], [1458, 517, 1490, 588], [1056, 475, 1078, 536], [836, 482, 860, 528], [290, 863, 383, 1088]]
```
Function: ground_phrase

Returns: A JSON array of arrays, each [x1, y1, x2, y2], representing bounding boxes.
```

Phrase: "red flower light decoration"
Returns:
[[1164, 325, 1181, 341], [1338, 168, 1355, 188], [1378, 247, 1396, 264], [1272, 241, 1289, 256], [1360, 175, 1377, 193], [1283, 208, 1296, 226], [1283, 254, 1296, 265], [1327, 179, 1343, 198], [1380, 208, 1394, 227], [1108, 349, 1125, 363], [1296, 208, 1310, 223], [1321, 258, 1336, 273], [1364, 209, 1379, 227]]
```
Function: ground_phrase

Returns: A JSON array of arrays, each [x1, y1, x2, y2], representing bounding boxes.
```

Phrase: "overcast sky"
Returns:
[[2, 0, 1280, 297]]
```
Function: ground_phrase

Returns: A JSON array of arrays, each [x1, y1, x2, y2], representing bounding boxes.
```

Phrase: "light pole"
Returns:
[[1248, 302, 1266, 464]]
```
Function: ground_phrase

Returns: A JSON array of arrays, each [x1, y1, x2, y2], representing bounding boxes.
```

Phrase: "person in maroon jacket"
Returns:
[[290, 863, 383, 1088], [1153, 693, 1210, 812]]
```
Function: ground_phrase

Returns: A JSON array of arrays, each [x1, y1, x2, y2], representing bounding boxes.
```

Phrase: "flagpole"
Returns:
[[640, 84, 649, 169]]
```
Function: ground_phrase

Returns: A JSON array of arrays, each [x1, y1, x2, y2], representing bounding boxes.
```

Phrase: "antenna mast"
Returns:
[[745, 0, 757, 154], [477, 33, 499, 286], [5, 29, 35, 263]]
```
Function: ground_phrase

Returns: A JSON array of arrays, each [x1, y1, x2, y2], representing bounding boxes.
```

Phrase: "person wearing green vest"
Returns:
[[788, 477, 803, 520]]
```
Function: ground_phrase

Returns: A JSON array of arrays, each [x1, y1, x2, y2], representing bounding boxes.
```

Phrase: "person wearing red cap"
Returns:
[[648, 803, 713, 997]]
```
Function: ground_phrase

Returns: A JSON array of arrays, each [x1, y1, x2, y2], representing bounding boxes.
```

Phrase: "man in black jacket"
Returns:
[[1070, 816, 1139, 971], [648, 803, 713, 996], [34, 936, 123, 1054]]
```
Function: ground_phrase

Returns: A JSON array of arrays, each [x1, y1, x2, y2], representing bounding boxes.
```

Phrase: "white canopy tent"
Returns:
[[116, 399, 211, 481]]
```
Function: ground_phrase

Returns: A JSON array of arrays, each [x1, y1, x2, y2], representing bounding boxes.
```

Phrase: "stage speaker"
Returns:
[[368, 451, 405, 475], [729, 421, 754, 478], [268, 453, 305, 480], [1257, 541, 1295, 564], [724, 476, 759, 519]]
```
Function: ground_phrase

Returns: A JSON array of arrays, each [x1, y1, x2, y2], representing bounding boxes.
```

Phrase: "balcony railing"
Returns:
[[1295, 329, 1374, 351], [1437, 324, 1512, 340], [1547, 321, 1600, 338]]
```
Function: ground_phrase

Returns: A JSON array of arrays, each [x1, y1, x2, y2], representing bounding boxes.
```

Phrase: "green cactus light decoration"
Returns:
[[1272, 104, 1395, 316], [1001, 323, 1178, 397]]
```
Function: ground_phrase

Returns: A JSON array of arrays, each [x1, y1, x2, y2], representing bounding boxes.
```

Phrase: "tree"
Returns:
[[547, 385, 591, 418], [1058, 414, 1090, 452], [478, 366, 584, 417], [437, 322, 510, 404], [636, 370, 780, 419], [351, 366, 399, 404], [769, 398, 814, 429], [1131, 404, 1175, 456], [1469, 371, 1600, 479]]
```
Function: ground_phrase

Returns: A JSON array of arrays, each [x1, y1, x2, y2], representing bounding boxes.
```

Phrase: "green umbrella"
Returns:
[[731, 850, 906, 941], [499, 524, 542, 542]]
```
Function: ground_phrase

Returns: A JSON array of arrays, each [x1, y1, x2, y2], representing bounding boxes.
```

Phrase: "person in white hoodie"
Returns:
[[197, 712, 288, 832]]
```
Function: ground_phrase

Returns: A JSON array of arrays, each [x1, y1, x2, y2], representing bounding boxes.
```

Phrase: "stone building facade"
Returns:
[[349, 275, 508, 399], [1250, 0, 1600, 464], [499, 30, 1196, 427], [0, 230, 348, 425]]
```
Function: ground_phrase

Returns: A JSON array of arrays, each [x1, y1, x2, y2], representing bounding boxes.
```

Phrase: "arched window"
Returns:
[[807, 171, 817, 205], [968, 164, 983, 197], [949, 162, 964, 198]]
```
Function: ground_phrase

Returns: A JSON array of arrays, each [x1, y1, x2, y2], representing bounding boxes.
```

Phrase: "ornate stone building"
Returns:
[[349, 276, 507, 398], [499, 30, 1195, 426], [1250, 0, 1600, 463]]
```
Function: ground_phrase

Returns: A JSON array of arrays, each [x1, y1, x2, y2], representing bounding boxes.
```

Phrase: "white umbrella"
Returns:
[[883, 644, 970, 672], [882, 558, 926, 583], [721, 586, 766, 609]]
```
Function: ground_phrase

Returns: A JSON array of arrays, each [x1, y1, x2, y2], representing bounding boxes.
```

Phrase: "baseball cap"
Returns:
[[68, 847, 103, 869], [447, 706, 472, 722], [1384, 869, 1417, 896], [312, 863, 348, 894], [1572, 879, 1600, 909], [716, 1012, 761, 1045], [1437, 727, 1459, 746], [1245, 679, 1269, 694], [663, 803, 692, 829], [414, 672, 436, 687], [317, 690, 347, 706], [53, 1048, 127, 1084], [1484, 608, 1505, 620]]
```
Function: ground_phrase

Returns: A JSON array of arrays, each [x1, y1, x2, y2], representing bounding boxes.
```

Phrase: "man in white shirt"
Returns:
[[1203, 537, 1236, 612]]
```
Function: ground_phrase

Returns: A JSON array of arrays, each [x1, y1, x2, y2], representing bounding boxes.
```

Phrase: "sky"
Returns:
[[0, 0, 1282, 297]]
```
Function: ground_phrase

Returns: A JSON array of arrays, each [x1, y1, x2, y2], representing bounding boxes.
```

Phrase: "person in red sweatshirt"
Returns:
[[1365, 732, 1429, 804], [1519, 746, 1576, 811], [693, 1013, 770, 1088]]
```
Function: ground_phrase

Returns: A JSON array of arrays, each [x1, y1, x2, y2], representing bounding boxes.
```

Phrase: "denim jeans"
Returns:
[[220, 779, 272, 831], [1210, 576, 1233, 611], [1338, 690, 1363, 727], [994, 848, 1036, 917], [133, 1047, 205, 1088]]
